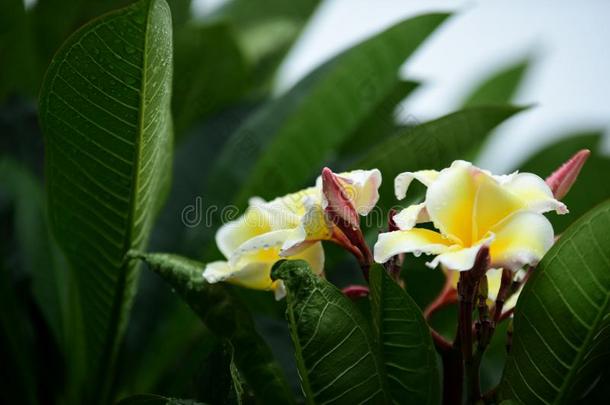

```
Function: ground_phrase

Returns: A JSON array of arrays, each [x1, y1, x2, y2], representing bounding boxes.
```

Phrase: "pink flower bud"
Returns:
[[545, 149, 590, 200], [321, 167, 359, 229]]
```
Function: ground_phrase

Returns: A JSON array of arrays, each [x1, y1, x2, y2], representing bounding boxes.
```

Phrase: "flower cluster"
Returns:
[[203, 169, 381, 299], [204, 151, 587, 306]]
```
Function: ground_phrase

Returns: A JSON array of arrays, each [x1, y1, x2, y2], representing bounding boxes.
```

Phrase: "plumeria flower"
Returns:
[[203, 169, 381, 299], [374, 160, 567, 273]]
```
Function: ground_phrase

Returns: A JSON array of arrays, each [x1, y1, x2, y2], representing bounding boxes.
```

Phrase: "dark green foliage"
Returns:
[[500, 200, 610, 403], [39, 0, 174, 400], [2, 0, 608, 403], [517, 132, 610, 233], [359, 105, 527, 208], [131, 252, 295, 404], [369, 265, 441, 404], [272, 260, 388, 404]]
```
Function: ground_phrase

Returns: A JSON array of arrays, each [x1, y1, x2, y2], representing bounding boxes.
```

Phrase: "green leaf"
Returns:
[[462, 59, 529, 107], [369, 266, 440, 404], [358, 105, 527, 207], [209, 13, 450, 208], [117, 394, 207, 405], [172, 21, 249, 136], [272, 260, 388, 404], [337, 80, 419, 160], [130, 252, 295, 404], [0, 0, 39, 99], [38, 0, 174, 400], [516, 132, 610, 233], [500, 200, 610, 403], [0, 158, 62, 341], [0, 157, 87, 403], [213, 0, 321, 90]]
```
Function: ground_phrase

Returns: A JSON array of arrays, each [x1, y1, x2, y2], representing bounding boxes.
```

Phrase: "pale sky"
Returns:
[[196, 0, 610, 172]]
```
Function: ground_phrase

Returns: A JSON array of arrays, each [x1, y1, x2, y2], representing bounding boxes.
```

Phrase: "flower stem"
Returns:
[[458, 246, 490, 404]]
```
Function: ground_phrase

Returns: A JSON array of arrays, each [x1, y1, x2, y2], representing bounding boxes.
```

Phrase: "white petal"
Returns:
[[392, 203, 429, 230], [503, 173, 568, 214], [489, 210, 555, 271], [280, 204, 333, 255], [394, 170, 439, 200], [374, 229, 453, 263], [427, 235, 494, 271], [290, 242, 325, 276], [274, 280, 287, 300], [229, 229, 291, 267], [202, 261, 233, 283], [338, 169, 383, 215]]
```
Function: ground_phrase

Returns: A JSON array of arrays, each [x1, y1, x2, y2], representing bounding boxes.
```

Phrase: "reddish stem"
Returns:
[[425, 277, 458, 319], [341, 285, 370, 299]]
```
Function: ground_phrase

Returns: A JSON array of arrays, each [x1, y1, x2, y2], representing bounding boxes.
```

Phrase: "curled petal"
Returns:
[[374, 228, 453, 264], [202, 260, 234, 284], [394, 170, 439, 200], [204, 242, 324, 299], [489, 211, 554, 271], [426, 235, 493, 271], [337, 169, 382, 215], [545, 149, 590, 200], [319, 168, 382, 217], [229, 229, 292, 267], [216, 206, 273, 259], [503, 173, 567, 214], [280, 203, 333, 255], [392, 203, 429, 230]]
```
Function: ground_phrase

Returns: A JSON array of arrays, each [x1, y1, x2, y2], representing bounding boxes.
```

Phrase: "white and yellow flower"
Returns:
[[374, 160, 566, 272], [203, 169, 381, 299]]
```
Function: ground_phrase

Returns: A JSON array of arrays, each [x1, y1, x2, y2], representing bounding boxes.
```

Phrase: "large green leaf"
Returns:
[[130, 252, 295, 404], [208, 13, 449, 208], [38, 0, 173, 400], [358, 105, 526, 207], [369, 266, 440, 404], [172, 21, 250, 136], [516, 132, 610, 233], [462, 59, 529, 107], [500, 200, 610, 403], [272, 260, 388, 404]]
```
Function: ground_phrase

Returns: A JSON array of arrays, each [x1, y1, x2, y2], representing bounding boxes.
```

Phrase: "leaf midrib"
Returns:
[[96, 0, 158, 394]]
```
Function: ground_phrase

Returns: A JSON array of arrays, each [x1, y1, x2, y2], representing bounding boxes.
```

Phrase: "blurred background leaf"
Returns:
[[172, 21, 250, 137], [210, 0, 321, 92], [516, 132, 610, 233], [132, 252, 295, 404], [462, 59, 530, 107]]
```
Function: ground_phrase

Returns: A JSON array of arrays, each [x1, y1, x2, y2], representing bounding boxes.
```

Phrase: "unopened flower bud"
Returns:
[[545, 149, 590, 200]]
